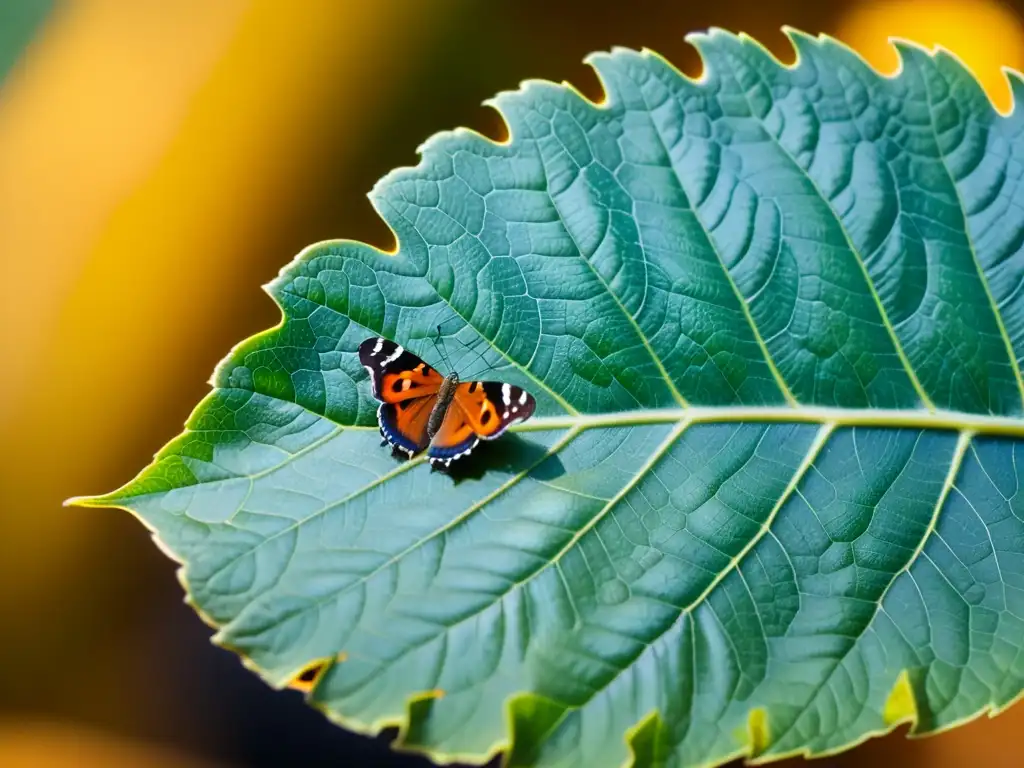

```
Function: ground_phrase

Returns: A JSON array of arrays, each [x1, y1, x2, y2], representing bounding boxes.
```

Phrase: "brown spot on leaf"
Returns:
[[287, 660, 330, 693]]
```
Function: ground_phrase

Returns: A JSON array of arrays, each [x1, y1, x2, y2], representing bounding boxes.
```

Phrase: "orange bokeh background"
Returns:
[[3, 1, 1024, 766]]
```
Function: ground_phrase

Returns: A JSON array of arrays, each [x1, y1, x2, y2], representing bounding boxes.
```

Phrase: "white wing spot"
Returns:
[[518, 390, 528, 405], [429, 438, 480, 466], [372, 337, 384, 355], [502, 383, 511, 405], [381, 344, 404, 367]]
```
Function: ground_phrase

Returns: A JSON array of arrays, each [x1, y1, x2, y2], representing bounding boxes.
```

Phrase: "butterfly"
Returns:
[[358, 334, 536, 468]]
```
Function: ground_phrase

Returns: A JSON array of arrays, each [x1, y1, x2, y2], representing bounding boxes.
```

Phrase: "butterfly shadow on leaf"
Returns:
[[429, 432, 566, 485]]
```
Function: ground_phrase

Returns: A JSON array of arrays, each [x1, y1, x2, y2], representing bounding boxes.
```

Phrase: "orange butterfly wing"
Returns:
[[358, 336, 442, 404], [359, 336, 441, 456], [426, 380, 536, 467], [427, 401, 479, 466], [359, 336, 537, 466], [378, 396, 435, 457], [452, 381, 536, 438]]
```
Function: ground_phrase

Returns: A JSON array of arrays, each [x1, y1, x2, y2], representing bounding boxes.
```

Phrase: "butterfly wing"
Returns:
[[426, 402, 480, 467], [427, 381, 536, 467], [453, 381, 536, 438], [360, 336, 443, 458], [378, 397, 434, 457], [358, 336, 443, 403], [359, 337, 536, 465]]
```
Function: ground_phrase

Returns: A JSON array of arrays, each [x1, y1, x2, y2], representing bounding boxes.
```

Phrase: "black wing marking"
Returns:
[[358, 336, 433, 401], [479, 381, 536, 439]]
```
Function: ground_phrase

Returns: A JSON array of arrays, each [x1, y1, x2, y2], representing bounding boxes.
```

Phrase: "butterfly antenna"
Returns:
[[432, 325, 453, 373], [433, 318, 503, 380], [448, 330, 499, 382]]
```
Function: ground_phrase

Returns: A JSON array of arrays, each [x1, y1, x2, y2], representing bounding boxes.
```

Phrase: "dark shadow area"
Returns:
[[436, 431, 568, 484]]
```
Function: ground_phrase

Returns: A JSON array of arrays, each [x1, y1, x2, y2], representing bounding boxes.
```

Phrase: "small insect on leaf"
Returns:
[[358, 335, 536, 468]]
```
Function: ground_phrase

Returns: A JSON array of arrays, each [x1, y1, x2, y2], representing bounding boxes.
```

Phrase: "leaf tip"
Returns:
[[63, 493, 119, 509], [779, 23, 812, 40], [887, 35, 933, 71], [681, 28, 713, 59], [782, 26, 827, 62], [478, 95, 515, 146], [688, 25, 733, 43], [1001, 66, 1024, 118]]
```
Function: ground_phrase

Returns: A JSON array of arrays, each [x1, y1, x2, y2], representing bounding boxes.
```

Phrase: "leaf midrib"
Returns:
[[111, 402, 1024, 508], [179, 399, 1019, 610], [110, 402, 1024, 510], [510, 405, 1024, 436]]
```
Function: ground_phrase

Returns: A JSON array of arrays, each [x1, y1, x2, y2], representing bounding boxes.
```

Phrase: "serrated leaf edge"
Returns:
[[64, 26, 1024, 768]]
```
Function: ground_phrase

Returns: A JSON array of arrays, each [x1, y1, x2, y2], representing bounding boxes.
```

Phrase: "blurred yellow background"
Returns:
[[2, 1, 1024, 766]]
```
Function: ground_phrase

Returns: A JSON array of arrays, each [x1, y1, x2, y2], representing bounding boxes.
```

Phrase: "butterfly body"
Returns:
[[358, 335, 535, 468], [427, 372, 459, 440]]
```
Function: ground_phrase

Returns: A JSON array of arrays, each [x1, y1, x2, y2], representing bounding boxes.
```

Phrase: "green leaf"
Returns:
[[71, 27, 1024, 768]]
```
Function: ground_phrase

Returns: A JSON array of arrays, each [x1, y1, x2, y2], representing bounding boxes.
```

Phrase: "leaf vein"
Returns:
[[727, 59, 937, 411], [521, 121, 689, 408], [636, 79, 797, 406], [919, 71, 1024, 411]]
